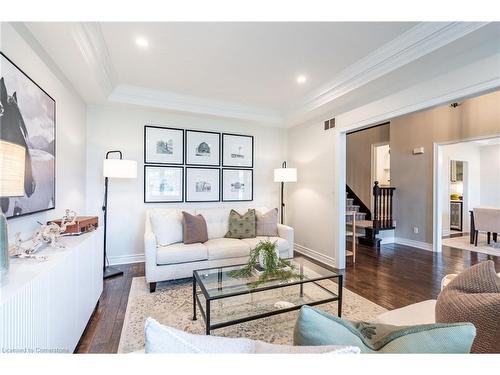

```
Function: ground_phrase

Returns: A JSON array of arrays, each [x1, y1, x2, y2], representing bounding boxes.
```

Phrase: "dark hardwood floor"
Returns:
[[75, 239, 499, 353]]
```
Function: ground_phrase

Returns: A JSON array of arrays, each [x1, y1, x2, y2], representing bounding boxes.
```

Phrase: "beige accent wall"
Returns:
[[390, 89, 500, 244], [347, 123, 390, 208]]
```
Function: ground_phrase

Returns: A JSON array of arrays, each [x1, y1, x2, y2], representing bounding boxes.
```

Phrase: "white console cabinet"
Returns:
[[0, 228, 103, 353]]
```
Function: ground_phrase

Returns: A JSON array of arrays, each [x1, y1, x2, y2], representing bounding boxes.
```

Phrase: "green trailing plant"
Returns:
[[229, 240, 302, 287]]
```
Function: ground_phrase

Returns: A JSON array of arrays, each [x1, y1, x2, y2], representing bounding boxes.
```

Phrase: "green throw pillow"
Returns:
[[293, 306, 476, 353], [225, 209, 256, 239]]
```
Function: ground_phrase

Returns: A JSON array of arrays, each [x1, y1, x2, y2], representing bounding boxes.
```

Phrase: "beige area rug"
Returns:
[[443, 234, 500, 257], [118, 276, 387, 353]]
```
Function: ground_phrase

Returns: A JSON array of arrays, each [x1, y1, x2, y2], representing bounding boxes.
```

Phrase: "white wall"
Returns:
[[480, 144, 500, 207], [440, 142, 481, 235], [1, 23, 87, 242], [86, 104, 287, 264], [287, 119, 337, 267]]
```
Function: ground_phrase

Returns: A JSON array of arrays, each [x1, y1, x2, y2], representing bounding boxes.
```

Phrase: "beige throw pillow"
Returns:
[[182, 212, 208, 244], [256, 208, 279, 236]]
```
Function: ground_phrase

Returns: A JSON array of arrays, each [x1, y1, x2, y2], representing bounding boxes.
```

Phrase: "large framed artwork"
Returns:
[[0, 52, 56, 219], [222, 168, 253, 202], [185, 129, 220, 166], [222, 133, 254, 168], [185, 167, 220, 202], [144, 165, 183, 203], [144, 125, 184, 165]]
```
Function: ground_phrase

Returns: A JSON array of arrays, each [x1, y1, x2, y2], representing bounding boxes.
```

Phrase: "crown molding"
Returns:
[[290, 22, 489, 119], [9, 22, 84, 102], [71, 22, 116, 96], [108, 84, 283, 125]]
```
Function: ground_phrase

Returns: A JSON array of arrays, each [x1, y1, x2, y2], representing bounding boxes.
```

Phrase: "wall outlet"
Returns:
[[413, 227, 419, 234]]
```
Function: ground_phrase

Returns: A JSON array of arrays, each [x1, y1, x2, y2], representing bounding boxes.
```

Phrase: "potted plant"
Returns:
[[229, 240, 300, 287]]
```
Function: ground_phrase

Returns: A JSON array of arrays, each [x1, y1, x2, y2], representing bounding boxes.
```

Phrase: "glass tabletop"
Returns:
[[193, 257, 339, 299]]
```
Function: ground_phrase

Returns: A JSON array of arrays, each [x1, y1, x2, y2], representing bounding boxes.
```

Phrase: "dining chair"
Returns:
[[473, 208, 500, 246]]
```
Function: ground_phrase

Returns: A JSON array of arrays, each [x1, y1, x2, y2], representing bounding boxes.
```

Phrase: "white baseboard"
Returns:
[[294, 244, 336, 268], [394, 237, 433, 251], [109, 253, 145, 265], [380, 236, 395, 244]]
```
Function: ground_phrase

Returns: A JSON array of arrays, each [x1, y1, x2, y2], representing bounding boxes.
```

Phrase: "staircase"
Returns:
[[346, 197, 367, 221], [346, 182, 396, 249]]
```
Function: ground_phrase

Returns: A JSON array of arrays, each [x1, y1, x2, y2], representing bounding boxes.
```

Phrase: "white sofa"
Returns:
[[144, 207, 294, 292]]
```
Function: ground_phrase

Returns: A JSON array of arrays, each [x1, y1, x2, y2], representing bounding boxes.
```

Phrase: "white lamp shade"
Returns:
[[103, 159, 137, 178], [274, 167, 297, 182], [0, 140, 26, 197]]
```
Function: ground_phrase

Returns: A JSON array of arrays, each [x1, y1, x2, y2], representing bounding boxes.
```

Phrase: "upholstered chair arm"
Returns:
[[277, 224, 294, 258], [144, 219, 158, 283]]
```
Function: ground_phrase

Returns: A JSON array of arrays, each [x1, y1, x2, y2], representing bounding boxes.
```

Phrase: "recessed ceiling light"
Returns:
[[135, 37, 149, 48], [296, 75, 307, 84]]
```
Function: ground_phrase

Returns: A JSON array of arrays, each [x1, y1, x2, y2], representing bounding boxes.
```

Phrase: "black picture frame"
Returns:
[[185, 129, 221, 166], [185, 167, 221, 203], [222, 133, 254, 168], [144, 125, 184, 165], [144, 165, 184, 203], [1, 51, 56, 220], [222, 168, 254, 202]]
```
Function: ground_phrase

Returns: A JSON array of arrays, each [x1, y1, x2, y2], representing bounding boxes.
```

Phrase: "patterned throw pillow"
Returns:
[[225, 209, 256, 239], [294, 306, 476, 353], [256, 208, 279, 236]]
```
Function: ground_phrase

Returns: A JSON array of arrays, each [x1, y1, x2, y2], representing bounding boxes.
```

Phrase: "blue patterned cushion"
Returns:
[[294, 306, 476, 353]]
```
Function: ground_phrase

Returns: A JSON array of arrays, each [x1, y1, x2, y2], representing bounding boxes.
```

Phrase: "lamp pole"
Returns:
[[280, 161, 286, 224], [102, 150, 124, 279]]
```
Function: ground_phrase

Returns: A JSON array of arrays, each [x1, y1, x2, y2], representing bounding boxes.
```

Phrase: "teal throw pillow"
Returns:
[[293, 305, 476, 353]]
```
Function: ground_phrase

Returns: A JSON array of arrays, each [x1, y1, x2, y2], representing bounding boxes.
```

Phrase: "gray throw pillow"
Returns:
[[256, 208, 279, 236], [182, 211, 208, 244], [225, 209, 256, 239]]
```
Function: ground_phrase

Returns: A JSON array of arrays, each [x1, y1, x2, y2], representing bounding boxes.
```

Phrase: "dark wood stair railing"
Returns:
[[346, 184, 372, 220], [372, 181, 396, 230]]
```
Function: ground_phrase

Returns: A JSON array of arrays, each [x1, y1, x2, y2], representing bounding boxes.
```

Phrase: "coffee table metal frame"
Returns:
[[192, 262, 343, 335]]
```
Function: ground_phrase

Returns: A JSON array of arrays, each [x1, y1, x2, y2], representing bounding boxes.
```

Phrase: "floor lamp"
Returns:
[[102, 150, 137, 279], [0, 140, 26, 278], [274, 161, 297, 224]]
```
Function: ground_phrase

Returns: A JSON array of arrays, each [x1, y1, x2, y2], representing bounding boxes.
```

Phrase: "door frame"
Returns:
[[433, 133, 500, 252], [370, 141, 390, 212], [335, 84, 499, 268]]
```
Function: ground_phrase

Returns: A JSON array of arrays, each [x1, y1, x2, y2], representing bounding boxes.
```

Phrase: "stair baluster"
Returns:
[[373, 181, 396, 230]]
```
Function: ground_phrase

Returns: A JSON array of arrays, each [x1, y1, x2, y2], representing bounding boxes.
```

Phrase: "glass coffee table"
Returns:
[[192, 258, 342, 335]]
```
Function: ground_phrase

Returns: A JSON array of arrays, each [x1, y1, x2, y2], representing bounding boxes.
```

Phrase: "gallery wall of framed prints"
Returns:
[[143, 126, 254, 203]]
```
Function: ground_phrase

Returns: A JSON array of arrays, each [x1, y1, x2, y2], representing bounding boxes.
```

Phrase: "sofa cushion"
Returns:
[[157, 242, 208, 265], [436, 260, 500, 353], [195, 208, 232, 240], [241, 236, 290, 256], [205, 238, 251, 260], [256, 208, 279, 236], [225, 209, 256, 239], [182, 212, 209, 244], [374, 300, 436, 326], [144, 318, 360, 354], [150, 210, 183, 246], [294, 306, 476, 353]]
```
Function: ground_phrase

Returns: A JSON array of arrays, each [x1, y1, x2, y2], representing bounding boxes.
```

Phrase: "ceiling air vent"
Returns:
[[324, 117, 336, 130]]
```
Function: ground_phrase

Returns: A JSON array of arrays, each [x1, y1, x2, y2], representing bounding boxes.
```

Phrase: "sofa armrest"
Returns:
[[277, 224, 294, 259], [144, 219, 158, 282]]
